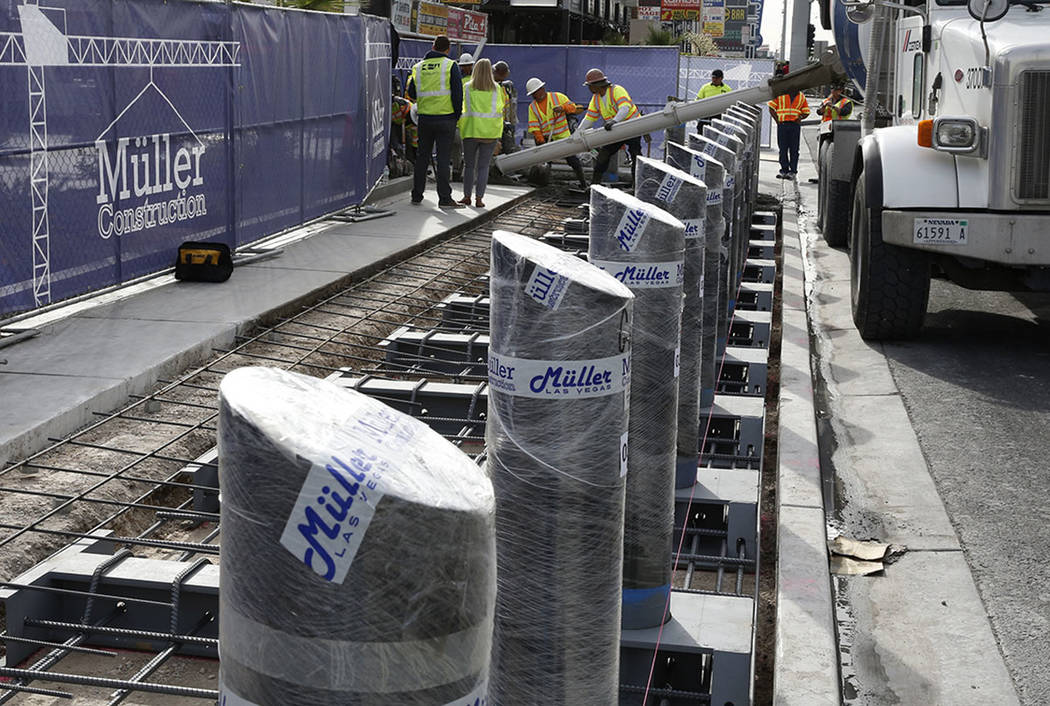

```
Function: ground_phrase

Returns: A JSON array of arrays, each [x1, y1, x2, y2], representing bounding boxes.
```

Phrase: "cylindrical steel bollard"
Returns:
[[689, 133, 737, 361], [218, 367, 495, 706], [487, 230, 633, 705], [588, 185, 685, 630], [703, 125, 747, 276], [633, 156, 708, 489], [666, 141, 726, 409]]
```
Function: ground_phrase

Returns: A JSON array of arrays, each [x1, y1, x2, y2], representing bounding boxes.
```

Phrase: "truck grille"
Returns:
[[1017, 71, 1050, 201]]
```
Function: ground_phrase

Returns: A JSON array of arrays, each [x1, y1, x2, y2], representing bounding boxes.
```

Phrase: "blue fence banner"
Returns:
[[0, 0, 391, 317]]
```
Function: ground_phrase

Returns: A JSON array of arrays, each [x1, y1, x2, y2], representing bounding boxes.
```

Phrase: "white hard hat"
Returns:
[[458, 52, 474, 66], [526, 77, 546, 96], [409, 101, 418, 123]]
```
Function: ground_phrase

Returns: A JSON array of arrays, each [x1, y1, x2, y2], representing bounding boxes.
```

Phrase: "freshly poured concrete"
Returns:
[[0, 185, 531, 466]]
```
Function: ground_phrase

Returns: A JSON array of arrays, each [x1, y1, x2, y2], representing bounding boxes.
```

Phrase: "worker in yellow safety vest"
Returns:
[[575, 68, 642, 185], [406, 35, 464, 208], [525, 77, 588, 189], [817, 82, 854, 144], [456, 59, 506, 208], [695, 68, 733, 133], [767, 91, 810, 179]]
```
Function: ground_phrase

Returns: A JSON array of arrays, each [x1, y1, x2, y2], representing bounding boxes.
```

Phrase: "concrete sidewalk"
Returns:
[[774, 127, 1020, 705], [0, 184, 532, 468]]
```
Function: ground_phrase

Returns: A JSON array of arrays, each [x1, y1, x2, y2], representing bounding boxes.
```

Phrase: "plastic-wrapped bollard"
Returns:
[[718, 114, 758, 236], [217, 367, 496, 706], [588, 185, 685, 630], [633, 156, 708, 489], [487, 231, 633, 705], [703, 125, 747, 274], [689, 133, 737, 360], [666, 141, 726, 409]]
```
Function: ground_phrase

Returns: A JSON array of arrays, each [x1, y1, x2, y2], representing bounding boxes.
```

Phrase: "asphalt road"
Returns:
[[881, 283, 1050, 706]]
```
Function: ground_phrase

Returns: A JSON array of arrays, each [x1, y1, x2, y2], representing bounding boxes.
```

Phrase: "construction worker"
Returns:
[[817, 81, 853, 144], [458, 53, 475, 84], [406, 35, 464, 208], [493, 61, 518, 154], [526, 77, 588, 190], [695, 68, 733, 133], [457, 59, 506, 208], [768, 90, 809, 179], [575, 68, 641, 185]]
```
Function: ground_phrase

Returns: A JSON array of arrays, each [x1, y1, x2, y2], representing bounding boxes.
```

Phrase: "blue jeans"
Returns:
[[777, 120, 801, 173]]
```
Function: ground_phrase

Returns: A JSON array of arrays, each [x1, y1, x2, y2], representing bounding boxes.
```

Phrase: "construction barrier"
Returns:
[[0, 0, 391, 316]]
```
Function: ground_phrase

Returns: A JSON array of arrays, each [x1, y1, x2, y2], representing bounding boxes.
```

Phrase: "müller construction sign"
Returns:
[[0, 0, 391, 317]]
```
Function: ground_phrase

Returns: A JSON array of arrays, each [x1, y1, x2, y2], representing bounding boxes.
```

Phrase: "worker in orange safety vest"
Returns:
[[817, 82, 854, 144], [525, 77, 589, 189], [768, 91, 809, 179]]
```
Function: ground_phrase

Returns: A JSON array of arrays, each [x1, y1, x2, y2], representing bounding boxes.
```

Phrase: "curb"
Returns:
[[772, 179, 840, 705]]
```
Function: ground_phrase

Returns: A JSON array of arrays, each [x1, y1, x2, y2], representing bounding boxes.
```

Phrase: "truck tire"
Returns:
[[824, 179, 851, 247], [850, 169, 930, 340], [820, 140, 849, 247], [817, 141, 829, 233]]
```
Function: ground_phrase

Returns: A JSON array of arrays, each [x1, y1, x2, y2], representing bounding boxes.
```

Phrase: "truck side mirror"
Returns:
[[843, 0, 875, 23], [967, 0, 1009, 22]]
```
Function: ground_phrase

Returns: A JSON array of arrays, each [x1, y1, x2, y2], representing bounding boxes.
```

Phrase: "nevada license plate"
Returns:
[[913, 218, 968, 245]]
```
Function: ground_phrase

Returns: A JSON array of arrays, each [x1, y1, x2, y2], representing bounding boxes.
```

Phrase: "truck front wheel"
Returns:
[[849, 169, 930, 340]]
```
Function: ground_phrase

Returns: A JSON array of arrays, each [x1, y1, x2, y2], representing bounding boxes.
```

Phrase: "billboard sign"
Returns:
[[416, 1, 449, 36]]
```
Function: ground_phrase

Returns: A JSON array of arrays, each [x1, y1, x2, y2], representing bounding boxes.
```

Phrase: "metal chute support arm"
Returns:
[[494, 52, 844, 174]]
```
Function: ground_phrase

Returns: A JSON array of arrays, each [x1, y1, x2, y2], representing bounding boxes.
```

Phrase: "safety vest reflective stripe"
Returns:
[[413, 57, 455, 115], [821, 97, 853, 122], [587, 85, 639, 121], [769, 93, 808, 121], [460, 87, 504, 138], [528, 92, 572, 140]]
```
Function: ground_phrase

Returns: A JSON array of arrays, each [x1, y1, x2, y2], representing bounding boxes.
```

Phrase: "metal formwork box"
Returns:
[[729, 310, 772, 349], [620, 592, 753, 706], [0, 534, 220, 667], [718, 346, 769, 398], [748, 240, 776, 261], [378, 326, 488, 377], [673, 468, 760, 570], [736, 282, 773, 312], [742, 258, 776, 285], [750, 223, 777, 242], [435, 293, 489, 331], [700, 394, 765, 470]]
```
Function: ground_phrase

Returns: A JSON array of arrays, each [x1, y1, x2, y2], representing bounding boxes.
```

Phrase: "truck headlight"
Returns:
[[933, 117, 983, 154]]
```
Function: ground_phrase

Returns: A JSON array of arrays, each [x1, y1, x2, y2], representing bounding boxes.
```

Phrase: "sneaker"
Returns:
[[775, 172, 786, 179], [785, 173, 796, 181], [438, 201, 466, 209], [410, 197, 423, 205]]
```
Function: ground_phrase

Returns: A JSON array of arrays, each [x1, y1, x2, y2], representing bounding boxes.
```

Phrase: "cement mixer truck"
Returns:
[[815, 0, 1050, 339]]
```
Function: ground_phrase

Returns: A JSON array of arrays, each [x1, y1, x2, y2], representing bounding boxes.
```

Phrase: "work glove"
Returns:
[[604, 120, 616, 131]]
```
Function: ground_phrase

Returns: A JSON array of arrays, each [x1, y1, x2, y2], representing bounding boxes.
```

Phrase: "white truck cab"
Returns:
[[816, 0, 1050, 338]]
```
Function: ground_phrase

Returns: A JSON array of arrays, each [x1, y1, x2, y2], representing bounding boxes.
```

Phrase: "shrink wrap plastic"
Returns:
[[486, 231, 634, 705], [665, 141, 726, 409], [588, 186, 685, 629], [633, 156, 709, 489], [703, 126, 748, 273], [688, 133, 737, 359], [217, 367, 495, 706]]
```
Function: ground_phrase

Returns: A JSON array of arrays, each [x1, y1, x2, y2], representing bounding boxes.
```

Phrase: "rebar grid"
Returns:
[[0, 190, 574, 701]]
